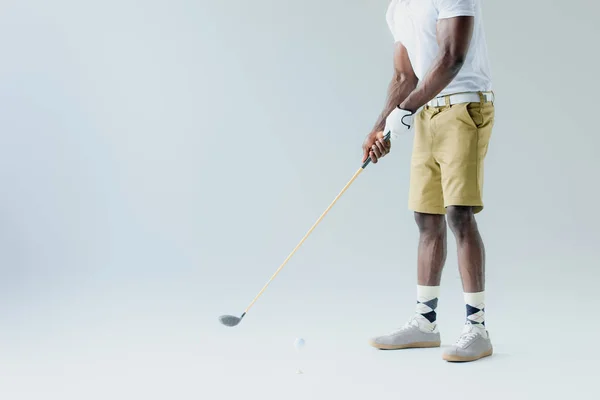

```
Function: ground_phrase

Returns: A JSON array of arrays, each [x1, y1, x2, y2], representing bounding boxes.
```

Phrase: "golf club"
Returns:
[[219, 131, 391, 327]]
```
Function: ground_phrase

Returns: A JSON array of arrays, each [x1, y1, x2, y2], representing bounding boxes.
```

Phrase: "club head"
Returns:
[[219, 314, 242, 327]]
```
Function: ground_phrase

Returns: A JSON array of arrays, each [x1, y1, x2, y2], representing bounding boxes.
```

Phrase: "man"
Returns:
[[363, 0, 495, 362]]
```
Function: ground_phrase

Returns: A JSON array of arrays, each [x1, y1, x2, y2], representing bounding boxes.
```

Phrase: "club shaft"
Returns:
[[243, 166, 366, 314]]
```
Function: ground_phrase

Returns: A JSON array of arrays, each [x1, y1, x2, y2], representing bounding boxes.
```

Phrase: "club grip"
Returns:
[[361, 131, 391, 169]]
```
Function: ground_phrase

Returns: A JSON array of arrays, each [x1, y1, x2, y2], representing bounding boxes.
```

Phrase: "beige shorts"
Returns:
[[408, 96, 495, 215]]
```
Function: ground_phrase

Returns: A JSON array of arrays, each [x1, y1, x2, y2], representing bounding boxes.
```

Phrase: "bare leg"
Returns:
[[368, 212, 447, 350], [446, 206, 485, 292], [414, 212, 447, 286]]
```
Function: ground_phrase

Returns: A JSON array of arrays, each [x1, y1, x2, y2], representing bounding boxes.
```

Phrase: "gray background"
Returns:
[[1, 0, 598, 399]]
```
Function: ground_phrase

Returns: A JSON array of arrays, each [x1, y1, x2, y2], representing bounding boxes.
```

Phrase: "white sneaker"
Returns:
[[369, 315, 441, 350], [442, 321, 493, 362]]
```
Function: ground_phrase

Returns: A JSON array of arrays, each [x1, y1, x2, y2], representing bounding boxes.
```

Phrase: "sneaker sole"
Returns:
[[369, 340, 441, 350], [442, 348, 493, 362]]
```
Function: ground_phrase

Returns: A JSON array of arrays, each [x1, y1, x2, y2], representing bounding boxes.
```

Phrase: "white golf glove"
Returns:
[[384, 107, 414, 140]]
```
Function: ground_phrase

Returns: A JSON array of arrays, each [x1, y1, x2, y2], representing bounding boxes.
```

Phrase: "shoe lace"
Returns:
[[456, 332, 478, 348], [455, 322, 481, 348], [391, 316, 419, 334]]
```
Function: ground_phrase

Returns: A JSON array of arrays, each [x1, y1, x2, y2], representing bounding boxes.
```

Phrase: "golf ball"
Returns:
[[294, 338, 305, 350]]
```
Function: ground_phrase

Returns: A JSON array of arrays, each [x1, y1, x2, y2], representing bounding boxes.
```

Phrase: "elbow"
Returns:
[[394, 72, 418, 87], [441, 52, 466, 74]]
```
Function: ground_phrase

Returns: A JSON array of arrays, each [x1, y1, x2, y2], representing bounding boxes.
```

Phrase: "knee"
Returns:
[[414, 212, 445, 236], [446, 206, 476, 238]]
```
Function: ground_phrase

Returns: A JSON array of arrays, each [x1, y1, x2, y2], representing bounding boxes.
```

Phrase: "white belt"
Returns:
[[427, 91, 494, 107]]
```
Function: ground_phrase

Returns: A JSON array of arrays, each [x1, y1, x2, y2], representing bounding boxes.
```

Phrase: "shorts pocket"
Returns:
[[464, 103, 484, 128]]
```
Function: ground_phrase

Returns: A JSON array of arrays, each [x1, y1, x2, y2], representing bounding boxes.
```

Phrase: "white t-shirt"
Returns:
[[386, 0, 492, 96]]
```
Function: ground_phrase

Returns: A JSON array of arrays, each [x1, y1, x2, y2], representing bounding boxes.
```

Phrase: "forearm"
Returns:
[[400, 56, 464, 112], [373, 76, 418, 132]]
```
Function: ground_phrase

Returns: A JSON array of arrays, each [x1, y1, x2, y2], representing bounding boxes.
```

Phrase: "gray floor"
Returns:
[[1, 267, 598, 400], [1, 325, 595, 400]]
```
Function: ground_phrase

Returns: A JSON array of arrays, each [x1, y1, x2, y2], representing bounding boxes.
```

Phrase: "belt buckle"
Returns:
[[482, 91, 494, 103]]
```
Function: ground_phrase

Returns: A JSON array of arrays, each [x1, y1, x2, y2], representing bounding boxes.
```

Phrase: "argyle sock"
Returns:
[[464, 291, 486, 327], [416, 285, 440, 328]]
